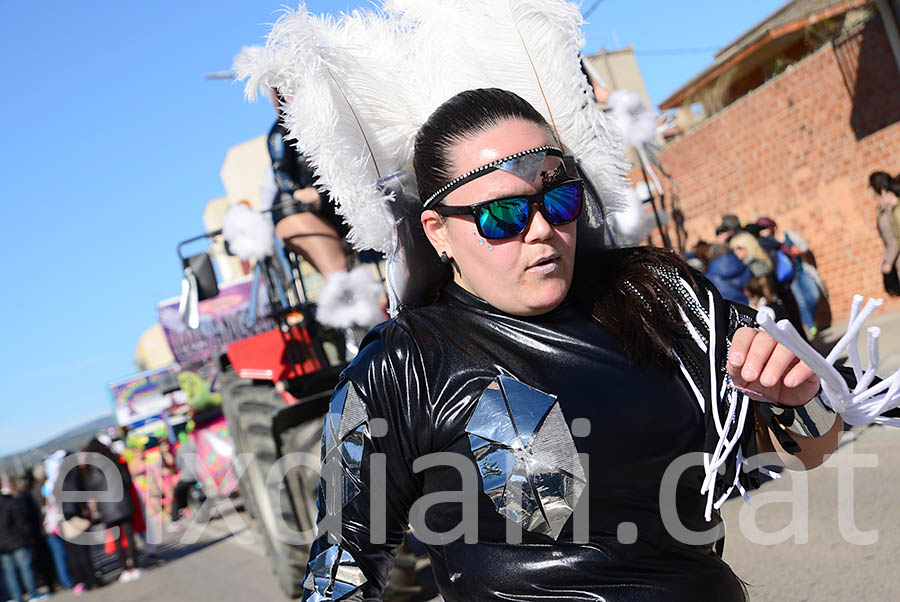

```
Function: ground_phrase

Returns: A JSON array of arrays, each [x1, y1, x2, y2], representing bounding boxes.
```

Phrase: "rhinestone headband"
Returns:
[[422, 145, 564, 209]]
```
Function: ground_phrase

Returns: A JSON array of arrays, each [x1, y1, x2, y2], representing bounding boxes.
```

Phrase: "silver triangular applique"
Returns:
[[495, 150, 548, 183]]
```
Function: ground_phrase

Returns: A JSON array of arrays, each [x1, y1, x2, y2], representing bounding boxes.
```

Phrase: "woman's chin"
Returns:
[[517, 279, 571, 315]]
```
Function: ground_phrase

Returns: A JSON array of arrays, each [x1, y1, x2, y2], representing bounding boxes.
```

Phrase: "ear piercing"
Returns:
[[440, 251, 452, 264]]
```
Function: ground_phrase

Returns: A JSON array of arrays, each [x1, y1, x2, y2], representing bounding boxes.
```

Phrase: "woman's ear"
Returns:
[[421, 209, 451, 256]]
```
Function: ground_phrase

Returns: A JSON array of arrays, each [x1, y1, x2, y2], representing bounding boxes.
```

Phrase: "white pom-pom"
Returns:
[[221, 204, 275, 261], [316, 266, 385, 329], [607, 89, 658, 148]]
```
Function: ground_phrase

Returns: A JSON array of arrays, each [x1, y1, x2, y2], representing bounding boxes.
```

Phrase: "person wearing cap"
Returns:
[[756, 217, 823, 336], [715, 214, 741, 245]]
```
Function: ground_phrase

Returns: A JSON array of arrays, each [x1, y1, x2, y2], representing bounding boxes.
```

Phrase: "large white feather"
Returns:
[[236, 0, 630, 254]]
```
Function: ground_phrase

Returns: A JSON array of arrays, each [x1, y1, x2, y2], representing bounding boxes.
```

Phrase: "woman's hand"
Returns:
[[727, 327, 820, 406]]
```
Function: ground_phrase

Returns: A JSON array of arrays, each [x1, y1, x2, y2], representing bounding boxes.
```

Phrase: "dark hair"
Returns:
[[692, 240, 710, 263], [742, 223, 764, 238], [870, 171, 900, 196], [745, 276, 765, 300], [745, 275, 776, 304], [413, 88, 554, 202], [574, 246, 703, 368], [83, 438, 119, 463]]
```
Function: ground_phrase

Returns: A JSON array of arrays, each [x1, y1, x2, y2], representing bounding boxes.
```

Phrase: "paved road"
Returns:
[[46, 508, 285, 602], [722, 424, 900, 602]]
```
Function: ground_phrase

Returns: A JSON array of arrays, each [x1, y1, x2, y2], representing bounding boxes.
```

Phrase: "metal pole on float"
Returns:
[[636, 151, 671, 250]]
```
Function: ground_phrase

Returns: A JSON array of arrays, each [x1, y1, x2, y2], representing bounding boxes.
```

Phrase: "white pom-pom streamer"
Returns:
[[756, 295, 900, 427], [316, 266, 385, 329], [221, 204, 275, 261]]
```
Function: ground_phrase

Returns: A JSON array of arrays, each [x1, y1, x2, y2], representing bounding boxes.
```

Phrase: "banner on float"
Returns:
[[107, 365, 186, 427], [156, 275, 275, 373]]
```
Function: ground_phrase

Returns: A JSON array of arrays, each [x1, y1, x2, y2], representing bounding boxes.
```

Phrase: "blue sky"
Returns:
[[0, 0, 786, 455]]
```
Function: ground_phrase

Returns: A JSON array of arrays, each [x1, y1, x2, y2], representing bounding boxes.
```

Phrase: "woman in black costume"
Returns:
[[299, 89, 842, 602]]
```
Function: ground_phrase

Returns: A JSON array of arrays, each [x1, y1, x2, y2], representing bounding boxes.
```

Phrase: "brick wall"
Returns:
[[647, 16, 900, 321]]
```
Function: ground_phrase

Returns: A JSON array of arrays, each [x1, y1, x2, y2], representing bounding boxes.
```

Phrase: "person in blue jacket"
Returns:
[[704, 244, 752, 304]]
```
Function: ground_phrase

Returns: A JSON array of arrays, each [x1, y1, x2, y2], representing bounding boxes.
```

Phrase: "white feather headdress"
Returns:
[[237, 1, 629, 253]]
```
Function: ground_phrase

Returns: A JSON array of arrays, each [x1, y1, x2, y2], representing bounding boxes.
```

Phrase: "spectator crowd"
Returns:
[[0, 436, 148, 601], [684, 214, 830, 339]]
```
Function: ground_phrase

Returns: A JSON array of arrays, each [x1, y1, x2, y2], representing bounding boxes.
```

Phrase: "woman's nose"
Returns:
[[523, 204, 554, 242]]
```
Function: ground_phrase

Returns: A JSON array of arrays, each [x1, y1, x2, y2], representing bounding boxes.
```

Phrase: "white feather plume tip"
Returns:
[[221, 204, 275, 261], [233, 45, 280, 101]]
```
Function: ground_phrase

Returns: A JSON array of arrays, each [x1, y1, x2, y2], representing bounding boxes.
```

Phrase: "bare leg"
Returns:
[[275, 213, 348, 276]]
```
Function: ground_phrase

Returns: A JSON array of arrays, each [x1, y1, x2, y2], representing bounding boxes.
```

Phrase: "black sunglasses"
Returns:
[[431, 179, 584, 240]]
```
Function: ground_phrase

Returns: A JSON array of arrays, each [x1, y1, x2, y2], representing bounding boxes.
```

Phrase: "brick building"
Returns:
[[652, 0, 900, 320]]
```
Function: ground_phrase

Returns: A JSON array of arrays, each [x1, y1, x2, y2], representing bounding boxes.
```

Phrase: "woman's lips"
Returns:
[[527, 255, 560, 274]]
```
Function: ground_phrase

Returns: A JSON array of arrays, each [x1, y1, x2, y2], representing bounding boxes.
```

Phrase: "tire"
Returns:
[[276, 415, 326, 539], [224, 379, 311, 599], [220, 369, 258, 521], [223, 371, 437, 600]]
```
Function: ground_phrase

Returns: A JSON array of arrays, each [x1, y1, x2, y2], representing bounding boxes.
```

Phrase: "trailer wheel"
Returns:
[[275, 415, 325, 539], [224, 380, 310, 599]]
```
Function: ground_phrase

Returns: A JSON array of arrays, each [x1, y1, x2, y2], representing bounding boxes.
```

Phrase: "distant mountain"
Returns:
[[0, 414, 117, 476]]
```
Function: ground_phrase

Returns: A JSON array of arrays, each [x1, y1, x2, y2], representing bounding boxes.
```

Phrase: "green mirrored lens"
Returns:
[[478, 199, 530, 239]]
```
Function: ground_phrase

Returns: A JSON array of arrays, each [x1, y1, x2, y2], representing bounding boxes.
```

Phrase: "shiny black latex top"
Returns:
[[302, 279, 747, 602]]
